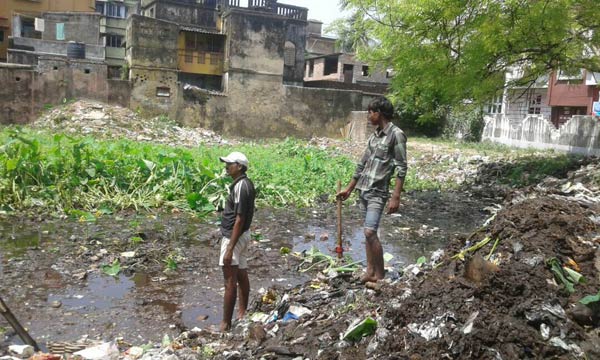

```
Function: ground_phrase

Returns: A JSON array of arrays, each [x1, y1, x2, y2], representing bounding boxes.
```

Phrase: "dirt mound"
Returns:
[[30, 100, 233, 147], [380, 196, 599, 358]]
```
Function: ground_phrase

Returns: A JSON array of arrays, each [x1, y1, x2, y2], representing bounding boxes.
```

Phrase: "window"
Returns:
[[486, 95, 503, 114], [324, 57, 338, 75], [185, 50, 193, 63], [99, 3, 127, 18], [105, 34, 123, 48], [56, 23, 65, 41], [210, 53, 221, 65], [361, 65, 370, 77], [528, 94, 542, 115], [156, 87, 171, 97], [308, 60, 314, 77], [0, 30, 4, 43], [197, 52, 205, 64]]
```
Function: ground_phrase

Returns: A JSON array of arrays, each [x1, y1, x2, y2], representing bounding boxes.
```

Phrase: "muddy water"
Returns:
[[0, 191, 494, 349]]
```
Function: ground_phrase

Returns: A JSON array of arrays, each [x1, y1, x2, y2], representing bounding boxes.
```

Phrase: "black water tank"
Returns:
[[67, 41, 86, 59]]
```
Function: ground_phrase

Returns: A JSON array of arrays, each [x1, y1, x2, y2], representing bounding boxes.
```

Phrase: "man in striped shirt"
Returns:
[[218, 151, 256, 331], [338, 97, 408, 283]]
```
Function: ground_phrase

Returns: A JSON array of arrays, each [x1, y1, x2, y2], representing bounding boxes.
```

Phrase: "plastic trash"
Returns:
[[73, 342, 119, 360], [342, 317, 377, 342], [282, 312, 299, 322], [8, 344, 34, 358]]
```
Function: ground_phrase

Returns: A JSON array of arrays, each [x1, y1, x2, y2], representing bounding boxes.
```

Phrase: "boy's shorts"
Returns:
[[358, 190, 386, 231], [219, 231, 250, 269]]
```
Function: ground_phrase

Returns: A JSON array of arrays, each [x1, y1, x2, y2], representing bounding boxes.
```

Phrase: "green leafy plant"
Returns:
[[547, 258, 585, 294], [102, 259, 121, 277], [579, 290, 600, 305]]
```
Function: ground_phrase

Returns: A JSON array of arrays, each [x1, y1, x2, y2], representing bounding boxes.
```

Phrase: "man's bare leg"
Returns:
[[236, 268, 249, 319], [362, 229, 385, 283], [220, 265, 238, 332]]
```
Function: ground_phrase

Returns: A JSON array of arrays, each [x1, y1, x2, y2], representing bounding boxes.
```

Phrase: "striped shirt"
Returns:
[[220, 174, 255, 238], [353, 122, 408, 196]]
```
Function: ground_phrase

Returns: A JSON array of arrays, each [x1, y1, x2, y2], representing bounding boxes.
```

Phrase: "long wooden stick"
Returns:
[[336, 180, 343, 258], [0, 296, 40, 351]]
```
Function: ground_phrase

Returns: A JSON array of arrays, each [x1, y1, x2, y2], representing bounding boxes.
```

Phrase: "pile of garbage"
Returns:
[[31, 100, 233, 148]]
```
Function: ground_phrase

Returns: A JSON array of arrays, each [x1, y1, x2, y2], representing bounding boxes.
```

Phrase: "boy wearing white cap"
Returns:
[[218, 151, 255, 332]]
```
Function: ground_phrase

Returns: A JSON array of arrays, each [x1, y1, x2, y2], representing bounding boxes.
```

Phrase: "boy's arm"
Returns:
[[388, 132, 408, 214]]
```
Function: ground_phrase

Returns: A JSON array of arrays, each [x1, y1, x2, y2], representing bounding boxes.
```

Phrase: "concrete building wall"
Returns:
[[130, 67, 179, 115], [152, 0, 220, 29], [482, 114, 600, 156], [225, 10, 286, 77], [9, 36, 105, 60], [126, 15, 178, 69], [41, 12, 101, 44], [0, 0, 96, 60], [0, 57, 109, 124], [108, 79, 132, 107]]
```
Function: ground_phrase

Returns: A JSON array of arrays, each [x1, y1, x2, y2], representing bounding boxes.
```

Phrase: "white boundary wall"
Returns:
[[482, 114, 600, 156]]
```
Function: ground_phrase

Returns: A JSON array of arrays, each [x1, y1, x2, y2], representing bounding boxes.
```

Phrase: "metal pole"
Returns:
[[0, 296, 40, 351]]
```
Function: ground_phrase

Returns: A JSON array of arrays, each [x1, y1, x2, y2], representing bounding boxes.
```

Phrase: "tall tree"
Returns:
[[340, 0, 600, 124]]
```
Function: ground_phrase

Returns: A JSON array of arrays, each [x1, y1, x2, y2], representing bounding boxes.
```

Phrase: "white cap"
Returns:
[[219, 151, 249, 168]]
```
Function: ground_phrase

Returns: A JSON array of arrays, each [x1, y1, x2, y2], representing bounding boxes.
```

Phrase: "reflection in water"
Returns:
[[48, 274, 134, 311]]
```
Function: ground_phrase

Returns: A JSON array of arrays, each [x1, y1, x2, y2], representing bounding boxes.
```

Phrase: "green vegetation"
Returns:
[[0, 128, 353, 215], [0, 127, 588, 216]]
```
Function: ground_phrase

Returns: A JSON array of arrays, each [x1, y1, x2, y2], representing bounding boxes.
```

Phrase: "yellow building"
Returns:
[[0, 0, 95, 61]]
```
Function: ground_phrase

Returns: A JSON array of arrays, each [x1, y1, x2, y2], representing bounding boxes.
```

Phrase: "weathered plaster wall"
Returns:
[[225, 10, 286, 77], [0, 58, 109, 124], [126, 15, 179, 69], [126, 15, 180, 115], [282, 19, 306, 84], [130, 68, 179, 116], [41, 12, 101, 45], [175, 74, 364, 138], [0, 64, 38, 124], [108, 80, 132, 107], [482, 114, 600, 156], [154, 1, 220, 29]]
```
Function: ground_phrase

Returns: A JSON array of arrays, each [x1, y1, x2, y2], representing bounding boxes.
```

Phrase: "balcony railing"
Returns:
[[247, 0, 307, 20]]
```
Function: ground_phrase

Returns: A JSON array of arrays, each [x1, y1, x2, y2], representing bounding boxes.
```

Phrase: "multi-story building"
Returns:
[[0, 0, 96, 61], [95, 0, 139, 78]]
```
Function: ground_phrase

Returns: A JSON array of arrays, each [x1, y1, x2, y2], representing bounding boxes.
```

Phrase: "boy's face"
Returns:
[[368, 110, 381, 126]]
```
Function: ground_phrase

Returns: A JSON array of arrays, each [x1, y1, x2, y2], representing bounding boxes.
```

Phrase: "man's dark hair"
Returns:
[[368, 96, 394, 120]]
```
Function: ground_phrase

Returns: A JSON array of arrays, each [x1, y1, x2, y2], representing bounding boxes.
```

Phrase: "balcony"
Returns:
[[178, 50, 223, 75]]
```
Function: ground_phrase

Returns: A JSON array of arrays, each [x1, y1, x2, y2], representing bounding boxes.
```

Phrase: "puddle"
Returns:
[[0, 191, 494, 347]]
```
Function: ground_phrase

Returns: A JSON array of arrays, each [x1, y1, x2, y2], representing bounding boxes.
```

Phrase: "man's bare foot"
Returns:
[[360, 274, 379, 283], [219, 322, 231, 332]]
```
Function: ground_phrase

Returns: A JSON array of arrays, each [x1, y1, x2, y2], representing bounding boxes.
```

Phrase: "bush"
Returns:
[[443, 104, 485, 142]]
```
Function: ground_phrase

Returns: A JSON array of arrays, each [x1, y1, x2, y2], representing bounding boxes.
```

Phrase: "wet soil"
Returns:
[[0, 191, 494, 352]]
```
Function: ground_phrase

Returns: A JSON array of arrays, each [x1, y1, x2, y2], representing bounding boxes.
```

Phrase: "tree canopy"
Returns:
[[334, 0, 600, 124]]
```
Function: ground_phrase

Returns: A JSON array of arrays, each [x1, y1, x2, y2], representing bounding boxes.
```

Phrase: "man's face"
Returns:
[[225, 162, 242, 178]]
